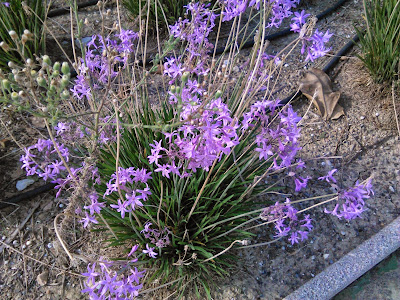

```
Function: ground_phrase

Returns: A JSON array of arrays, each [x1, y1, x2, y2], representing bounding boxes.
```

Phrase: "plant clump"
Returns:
[[0, 0, 376, 299]]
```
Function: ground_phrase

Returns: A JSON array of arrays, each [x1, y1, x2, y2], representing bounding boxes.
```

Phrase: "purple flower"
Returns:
[[324, 179, 373, 220], [110, 199, 131, 219], [80, 212, 99, 228], [292, 10, 309, 24], [143, 244, 158, 258], [1, 2, 10, 7], [128, 245, 139, 257], [261, 199, 313, 244], [82, 263, 99, 286], [318, 169, 337, 183]]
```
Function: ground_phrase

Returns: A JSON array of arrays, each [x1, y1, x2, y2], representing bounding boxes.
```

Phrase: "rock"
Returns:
[[323, 253, 330, 259], [37, 271, 48, 286], [16, 179, 35, 191]]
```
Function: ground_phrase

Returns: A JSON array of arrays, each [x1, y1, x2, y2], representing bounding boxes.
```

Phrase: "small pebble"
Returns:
[[323, 253, 330, 259], [389, 186, 395, 193], [311, 255, 315, 260], [340, 231, 346, 236], [26, 240, 31, 246], [59, 203, 64, 208], [360, 116, 365, 120], [375, 112, 380, 117], [47, 243, 52, 249], [12, 240, 18, 246], [284, 63, 289, 67]]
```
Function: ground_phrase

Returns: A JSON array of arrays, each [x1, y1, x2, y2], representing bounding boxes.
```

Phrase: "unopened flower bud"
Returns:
[[52, 70, 59, 77], [49, 84, 57, 93], [61, 62, 70, 75], [61, 90, 69, 99], [8, 30, 18, 40], [84, 18, 89, 25], [61, 75, 69, 87], [11, 91, 19, 101], [8, 61, 17, 69], [42, 55, 51, 66], [21, 34, 28, 45], [214, 90, 222, 98], [18, 90, 26, 97], [53, 62, 61, 71], [181, 71, 189, 83], [26, 58, 34, 67], [170, 85, 176, 93], [0, 41, 10, 52], [175, 86, 181, 94], [23, 29, 33, 38], [2, 79, 10, 90], [36, 76, 46, 87], [30, 70, 36, 76]]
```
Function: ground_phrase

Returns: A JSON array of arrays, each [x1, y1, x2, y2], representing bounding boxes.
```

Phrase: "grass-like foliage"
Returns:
[[355, 0, 400, 83], [95, 95, 269, 295], [0, 0, 45, 69]]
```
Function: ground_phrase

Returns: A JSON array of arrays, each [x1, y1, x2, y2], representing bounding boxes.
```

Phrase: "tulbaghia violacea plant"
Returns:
[[12, 0, 375, 299]]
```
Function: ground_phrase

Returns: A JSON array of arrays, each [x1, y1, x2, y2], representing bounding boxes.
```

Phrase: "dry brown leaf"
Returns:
[[300, 68, 344, 120]]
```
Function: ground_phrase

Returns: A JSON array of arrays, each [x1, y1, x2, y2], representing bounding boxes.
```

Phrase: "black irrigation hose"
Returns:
[[279, 33, 360, 106], [0, 0, 353, 209], [0, 183, 56, 209], [47, 0, 99, 18]]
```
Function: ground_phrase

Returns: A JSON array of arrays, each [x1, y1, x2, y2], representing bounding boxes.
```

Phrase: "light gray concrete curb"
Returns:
[[284, 215, 400, 300]]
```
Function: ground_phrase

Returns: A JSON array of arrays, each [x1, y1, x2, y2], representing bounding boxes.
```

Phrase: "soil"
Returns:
[[1, 0, 399, 299]]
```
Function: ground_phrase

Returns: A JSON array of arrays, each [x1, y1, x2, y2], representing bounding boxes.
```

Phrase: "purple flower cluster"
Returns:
[[104, 167, 152, 219], [267, 0, 300, 28], [148, 95, 239, 175], [324, 178, 373, 220], [290, 10, 333, 62], [54, 116, 119, 144], [242, 101, 312, 191], [81, 246, 144, 299], [220, 0, 247, 22], [260, 198, 313, 245], [71, 29, 138, 101], [167, 2, 218, 81], [243, 101, 296, 164], [20, 138, 68, 181], [141, 222, 171, 249]]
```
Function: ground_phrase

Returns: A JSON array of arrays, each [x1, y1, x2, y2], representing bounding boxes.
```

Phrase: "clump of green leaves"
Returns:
[[0, 0, 45, 70], [355, 0, 400, 83], [95, 97, 267, 297]]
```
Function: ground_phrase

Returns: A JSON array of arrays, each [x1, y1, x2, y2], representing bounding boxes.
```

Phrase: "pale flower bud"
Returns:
[[8, 31, 18, 41], [0, 41, 10, 52]]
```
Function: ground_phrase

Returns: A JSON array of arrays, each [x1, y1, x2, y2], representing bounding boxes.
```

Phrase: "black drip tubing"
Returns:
[[47, 0, 100, 18], [0, 0, 354, 209], [0, 183, 56, 209]]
